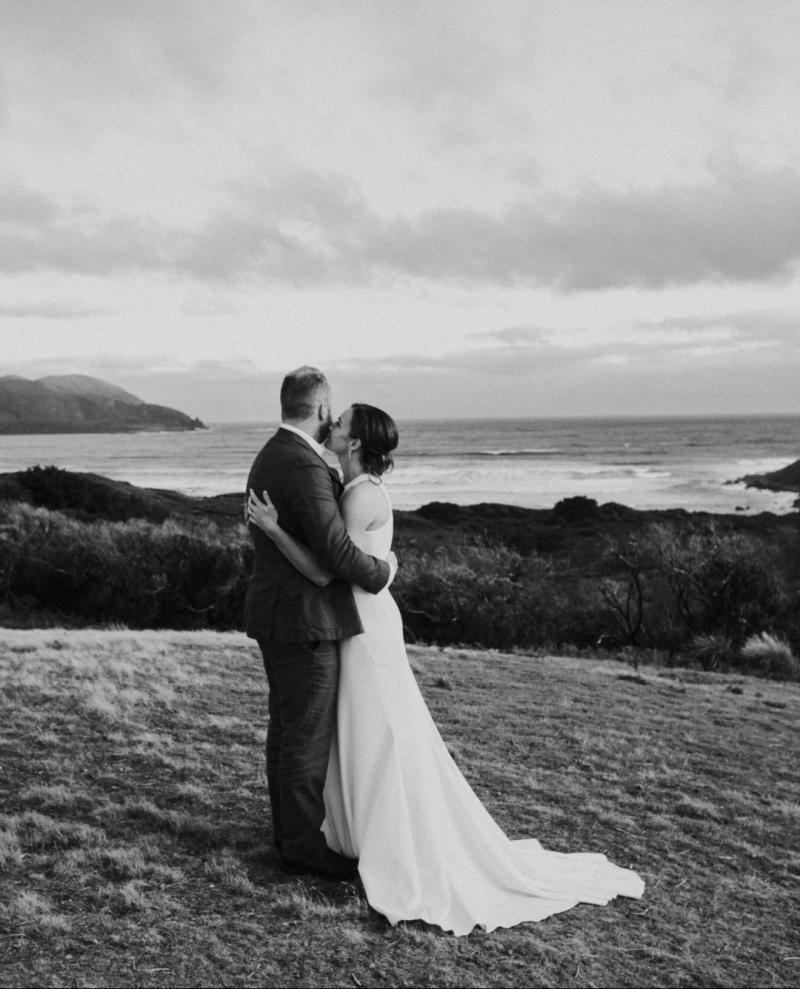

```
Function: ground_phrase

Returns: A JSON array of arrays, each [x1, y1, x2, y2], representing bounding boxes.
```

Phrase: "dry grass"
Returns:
[[1, 628, 798, 988]]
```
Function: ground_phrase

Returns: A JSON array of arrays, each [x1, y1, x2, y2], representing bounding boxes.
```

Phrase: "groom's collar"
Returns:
[[279, 421, 327, 461]]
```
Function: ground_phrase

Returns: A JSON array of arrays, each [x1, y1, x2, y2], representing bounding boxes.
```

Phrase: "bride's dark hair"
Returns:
[[349, 403, 399, 477]]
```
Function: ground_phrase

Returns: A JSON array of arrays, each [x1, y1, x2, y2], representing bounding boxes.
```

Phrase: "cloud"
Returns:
[[634, 310, 800, 341], [0, 0, 243, 100], [0, 303, 102, 319], [367, 2, 520, 110], [0, 214, 172, 275], [0, 184, 174, 274], [322, 308, 800, 417], [3, 161, 800, 291], [469, 326, 550, 345], [669, 26, 797, 105], [626, 310, 800, 358], [0, 184, 58, 223], [175, 171, 377, 283], [336, 307, 800, 382], [334, 341, 604, 381], [8, 353, 264, 378], [7, 307, 798, 420], [364, 162, 800, 290]]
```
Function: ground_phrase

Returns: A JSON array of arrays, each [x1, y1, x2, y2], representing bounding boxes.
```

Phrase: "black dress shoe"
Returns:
[[278, 854, 359, 881]]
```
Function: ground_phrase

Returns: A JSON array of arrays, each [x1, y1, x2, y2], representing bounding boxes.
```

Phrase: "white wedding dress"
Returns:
[[322, 475, 644, 935]]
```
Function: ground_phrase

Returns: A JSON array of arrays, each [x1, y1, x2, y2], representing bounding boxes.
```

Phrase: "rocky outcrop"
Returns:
[[734, 459, 800, 508]]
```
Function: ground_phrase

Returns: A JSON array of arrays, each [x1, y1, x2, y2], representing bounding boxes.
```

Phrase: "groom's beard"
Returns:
[[318, 415, 334, 445]]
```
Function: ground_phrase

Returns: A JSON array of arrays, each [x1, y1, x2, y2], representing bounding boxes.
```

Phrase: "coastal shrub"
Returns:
[[738, 632, 800, 681], [16, 465, 169, 523], [599, 523, 788, 657], [598, 528, 684, 651], [553, 496, 601, 524], [392, 544, 530, 648], [3, 498, 603, 650], [417, 502, 462, 525], [391, 544, 601, 651], [0, 501, 250, 629], [599, 574, 648, 648], [686, 633, 737, 672], [670, 529, 785, 645], [3, 495, 799, 681]]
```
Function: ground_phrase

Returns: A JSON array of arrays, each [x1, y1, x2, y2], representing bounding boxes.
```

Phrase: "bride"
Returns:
[[247, 403, 644, 935]]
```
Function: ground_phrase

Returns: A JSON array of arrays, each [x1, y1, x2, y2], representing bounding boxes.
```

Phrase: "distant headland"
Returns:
[[0, 374, 206, 434]]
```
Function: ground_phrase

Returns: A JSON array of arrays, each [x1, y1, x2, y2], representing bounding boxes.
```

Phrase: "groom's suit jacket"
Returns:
[[244, 427, 390, 643]]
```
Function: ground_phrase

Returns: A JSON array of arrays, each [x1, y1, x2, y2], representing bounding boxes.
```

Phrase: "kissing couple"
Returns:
[[244, 365, 644, 936]]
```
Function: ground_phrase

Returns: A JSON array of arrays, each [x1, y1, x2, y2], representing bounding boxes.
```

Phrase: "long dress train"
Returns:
[[322, 475, 644, 935]]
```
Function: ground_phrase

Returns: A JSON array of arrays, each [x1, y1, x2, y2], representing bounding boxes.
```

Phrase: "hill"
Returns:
[[0, 375, 205, 434]]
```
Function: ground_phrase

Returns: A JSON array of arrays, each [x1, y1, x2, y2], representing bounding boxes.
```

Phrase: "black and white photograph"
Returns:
[[1, 2, 798, 986]]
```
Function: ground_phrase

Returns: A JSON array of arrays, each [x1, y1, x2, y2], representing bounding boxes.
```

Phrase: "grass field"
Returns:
[[1, 628, 798, 988]]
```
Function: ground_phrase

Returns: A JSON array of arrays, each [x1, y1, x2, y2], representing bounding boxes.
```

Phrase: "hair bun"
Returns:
[[350, 404, 398, 477]]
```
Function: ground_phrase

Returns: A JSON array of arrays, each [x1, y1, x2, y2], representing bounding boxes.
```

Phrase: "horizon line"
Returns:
[[205, 410, 800, 425]]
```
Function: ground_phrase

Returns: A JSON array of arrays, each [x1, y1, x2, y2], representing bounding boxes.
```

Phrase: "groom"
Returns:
[[245, 366, 393, 880]]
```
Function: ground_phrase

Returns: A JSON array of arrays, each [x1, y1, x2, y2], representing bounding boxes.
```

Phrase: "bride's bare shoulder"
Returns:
[[341, 477, 391, 530]]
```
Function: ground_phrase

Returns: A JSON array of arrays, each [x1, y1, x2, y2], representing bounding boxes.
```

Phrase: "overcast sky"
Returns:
[[2, 0, 800, 421]]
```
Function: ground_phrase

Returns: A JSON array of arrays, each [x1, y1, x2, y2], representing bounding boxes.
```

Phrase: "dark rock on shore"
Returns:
[[734, 458, 800, 508], [0, 374, 206, 434], [741, 458, 800, 492]]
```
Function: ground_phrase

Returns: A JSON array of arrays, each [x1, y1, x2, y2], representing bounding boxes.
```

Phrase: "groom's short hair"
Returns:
[[280, 366, 329, 420]]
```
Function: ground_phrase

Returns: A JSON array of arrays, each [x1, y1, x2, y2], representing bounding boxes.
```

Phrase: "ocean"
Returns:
[[1, 415, 799, 515]]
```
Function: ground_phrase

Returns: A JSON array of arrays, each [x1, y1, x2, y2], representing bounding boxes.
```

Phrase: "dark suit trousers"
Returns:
[[257, 638, 339, 866]]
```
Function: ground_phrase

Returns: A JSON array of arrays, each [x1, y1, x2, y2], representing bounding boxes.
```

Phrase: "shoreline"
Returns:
[[2, 417, 799, 517], [2, 463, 799, 520], [2, 469, 799, 518], [1, 465, 798, 563]]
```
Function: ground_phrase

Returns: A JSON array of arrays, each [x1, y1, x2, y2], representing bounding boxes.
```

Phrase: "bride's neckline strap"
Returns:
[[343, 473, 382, 493]]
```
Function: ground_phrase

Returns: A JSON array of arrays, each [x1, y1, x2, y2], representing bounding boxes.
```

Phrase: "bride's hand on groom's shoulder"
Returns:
[[247, 489, 280, 537]]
